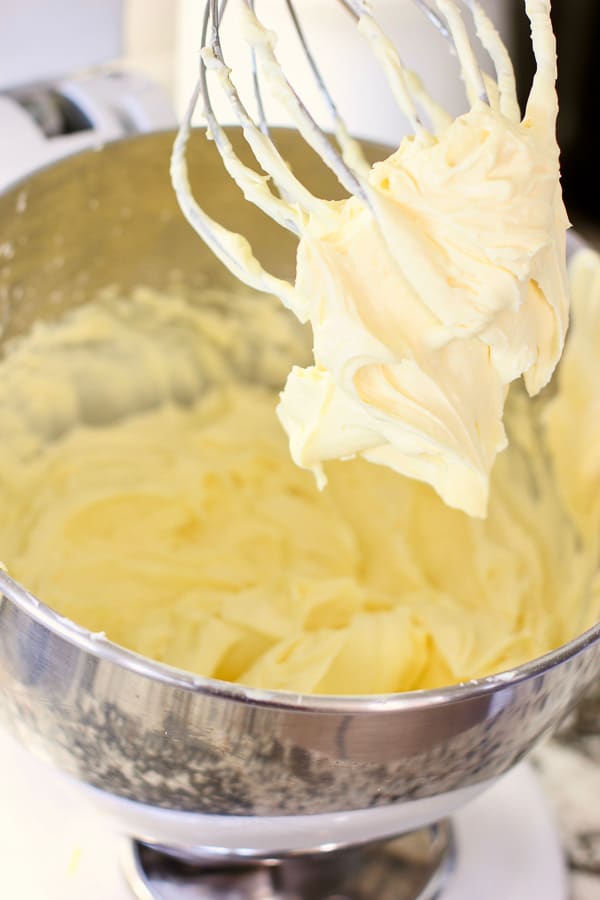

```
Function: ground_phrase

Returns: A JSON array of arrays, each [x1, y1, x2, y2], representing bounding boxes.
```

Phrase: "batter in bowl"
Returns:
[[0, 252, 597, 694]]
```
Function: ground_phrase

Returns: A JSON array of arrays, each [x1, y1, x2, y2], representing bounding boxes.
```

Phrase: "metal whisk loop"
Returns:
[[340, 0, 429, 138], [172, 0, 550, 310], [237, 3, 369, 199], [249, 0, 370, 181], [171, 78, 301, 313], [282, 0, 368, 176], [201, 0, 329, 231]]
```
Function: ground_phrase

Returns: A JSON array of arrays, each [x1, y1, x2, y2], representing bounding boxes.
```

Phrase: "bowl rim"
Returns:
[[2, 568, 599, 713]]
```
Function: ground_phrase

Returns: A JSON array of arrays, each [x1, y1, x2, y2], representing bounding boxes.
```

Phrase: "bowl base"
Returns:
[[122, 823, 454, 900]]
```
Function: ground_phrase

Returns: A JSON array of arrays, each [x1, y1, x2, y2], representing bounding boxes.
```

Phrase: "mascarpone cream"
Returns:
[[0, 252, 597, 693]]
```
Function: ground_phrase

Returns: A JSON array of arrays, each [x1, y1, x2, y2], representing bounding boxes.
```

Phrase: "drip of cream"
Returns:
[[172, 0, 569, 518]]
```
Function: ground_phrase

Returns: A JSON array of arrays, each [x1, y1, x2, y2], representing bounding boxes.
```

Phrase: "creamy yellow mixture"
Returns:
[[0, 252, 598, 694], [0, 2, 595, 694], [172, 0, 567, 518]]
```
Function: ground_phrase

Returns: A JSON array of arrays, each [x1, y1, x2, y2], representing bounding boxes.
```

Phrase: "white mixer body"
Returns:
[[0, 74, 175, 190], [0, 0, 175, 190]]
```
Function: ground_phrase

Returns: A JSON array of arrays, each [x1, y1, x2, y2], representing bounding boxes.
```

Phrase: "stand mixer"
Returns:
[[0, 2, 599, 897], [0, 127, 599, 898]]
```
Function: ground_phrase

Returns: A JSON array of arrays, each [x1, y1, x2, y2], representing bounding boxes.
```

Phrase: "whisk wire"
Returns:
[[172, 0, 545, 314], [170, 1, 305, 311], [201, 0, 330, 230], [434, 0, 490, 104], [467, 0, 520, 120], [340, 0, 430, 138], [240, 3, 367, 199], [249, 0, 269, 135], [283, 0, 371, 176]]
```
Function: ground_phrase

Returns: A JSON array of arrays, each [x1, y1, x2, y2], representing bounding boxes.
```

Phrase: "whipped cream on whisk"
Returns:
[[172, 0, 568, 517]]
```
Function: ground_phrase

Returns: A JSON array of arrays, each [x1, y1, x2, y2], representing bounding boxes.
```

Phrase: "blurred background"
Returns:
[[511, 0, 600, 237], [0, 0, 598, 236]]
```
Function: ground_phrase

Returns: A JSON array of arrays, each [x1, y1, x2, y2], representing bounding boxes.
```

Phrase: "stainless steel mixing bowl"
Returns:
[[0, 131, 599, 852]]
